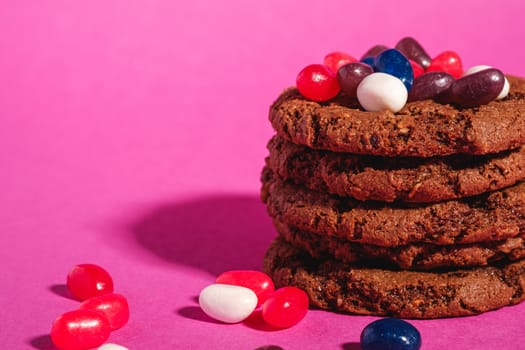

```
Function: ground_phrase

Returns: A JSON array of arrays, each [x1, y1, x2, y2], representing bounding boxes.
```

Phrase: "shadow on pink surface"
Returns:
[[131, 194, 276, 275]]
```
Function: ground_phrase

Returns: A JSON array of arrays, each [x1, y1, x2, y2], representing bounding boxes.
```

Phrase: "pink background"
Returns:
[[2, 0, 525, 348]]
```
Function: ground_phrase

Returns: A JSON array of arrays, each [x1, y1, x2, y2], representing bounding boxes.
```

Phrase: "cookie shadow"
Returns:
[[130, 194, 276, 275]]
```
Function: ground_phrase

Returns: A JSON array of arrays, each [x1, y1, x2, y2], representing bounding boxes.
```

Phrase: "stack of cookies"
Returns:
[[261, 75, 525, 318]]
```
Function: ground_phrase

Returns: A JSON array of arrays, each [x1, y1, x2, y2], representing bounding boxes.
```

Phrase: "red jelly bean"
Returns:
[[216, 270, 275, 306], [67, 264, 114, 301], [396, 37, 432, 68], [262, 286, 309, 328], [51, 309, 110, 350], [79, 293, 130, 331], [323, 51, 357, 73], [449, 68, 505, 108], [427, 51, 463, 78], [409, 60, 425, 79], [337, 62, 374, 98], [296, 64, 340, 102]]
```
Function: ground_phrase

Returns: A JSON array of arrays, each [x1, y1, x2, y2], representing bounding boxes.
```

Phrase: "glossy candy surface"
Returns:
[[199, 284, 257, 323], [427, 51, 463, 78], [216, 270, 275, 306], [374, 49, 414, 90], [337, 62, 374, 97], [357, 73, 408, 113], [262, 286, 309, 328], [361, 44, 388, 60], [360, 318, 422, 350], [51, 309, 111, 350], [79, 293, 130, 331], [296, 64, 340, 102], [67, 264, 114, 301], [464, 65, 510, 99], [98, 344, 129, 350], [323, 52, 357, 73], [408, 72, 455, 102], [409, 60, 424, 79], [450, 68, 505, 107], [395, 37, 431, 68]]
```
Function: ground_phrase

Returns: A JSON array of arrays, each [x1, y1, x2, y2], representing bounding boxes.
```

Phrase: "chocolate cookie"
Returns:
[[263, 238, 525, 318], [269, 75, 525, 157], [274, 220, 525, 270], [267, 135, 525, 203], [261, 167, 525, 246]]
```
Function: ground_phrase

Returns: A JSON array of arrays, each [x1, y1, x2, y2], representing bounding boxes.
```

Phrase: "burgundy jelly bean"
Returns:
[[408, 72, 455, 102], [337, 62, 374, 98], [361, 44, 388, 60], [450, 68, 505, 107], [395, 37, 432, 68]]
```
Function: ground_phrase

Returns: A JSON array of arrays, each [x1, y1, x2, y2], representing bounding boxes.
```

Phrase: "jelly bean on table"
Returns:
[[360, 318, 421, 350], [98, 344, 129, 350], [215, 270, 275, 306], [262, 286, 309, 328], [296, 64, 340, 102], [51, 309, 111, 350], [199, 283, 258, 323], [79, 293, 130, 331], [67, 264, 114, 301]]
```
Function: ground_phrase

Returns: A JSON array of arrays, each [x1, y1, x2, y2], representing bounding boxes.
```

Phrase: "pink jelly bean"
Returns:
[[216, 270, 275, 306]]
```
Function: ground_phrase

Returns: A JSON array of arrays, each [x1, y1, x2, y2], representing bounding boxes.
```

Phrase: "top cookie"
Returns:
[[270, 75, 525, 157]]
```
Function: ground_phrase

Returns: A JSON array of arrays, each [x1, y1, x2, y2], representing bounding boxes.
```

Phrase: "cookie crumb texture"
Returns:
[[267, 135, 525, 203], [270, 76, 525, 157], [264, 239, 525, 319]]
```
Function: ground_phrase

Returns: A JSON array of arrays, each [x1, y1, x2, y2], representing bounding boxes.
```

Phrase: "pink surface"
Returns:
[[1, 0, 525, 348]]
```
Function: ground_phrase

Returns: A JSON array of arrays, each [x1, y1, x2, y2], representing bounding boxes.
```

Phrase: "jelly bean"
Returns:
[[427, 50, 463, 78], [361, 318, 421, 350], [409, 60, 424, 79], [67, 264, 114, 301], [323, 51, 357, 73], [296, 64, 340, 102], [79, 293, 130, 331], [464, 65, 510, 100], [216, 270, 275, 306], [395, 37, 432, 68], [51, 309, 111, 350], [361, 44, 388, 60], [262, 286, 309, 328], [360, 56, 375, 67], [374, 49, 414, 90], [450, 68, 505, 107], [98, 344, 129, 350], [357, 73, 408, 113], [408, 72, 455, 102], [337, 62, 374, 98], [199, 284, 257, 323]]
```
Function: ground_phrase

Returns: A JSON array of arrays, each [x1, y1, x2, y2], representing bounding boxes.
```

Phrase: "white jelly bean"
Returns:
[[199, 283, 257, 323], [357, 72, 408, 113], [98, 344, 129, 350], [464, 65, 509, 100]]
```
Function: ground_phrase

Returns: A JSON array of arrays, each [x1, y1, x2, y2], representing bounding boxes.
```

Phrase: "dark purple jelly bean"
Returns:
[[395, 37, 432, 68], [408, 72, 455, 102], [374, 49, 414, 90], [361, 44, 388, 60], [450, 68, 505, 107], [337, 62, 374, 97]]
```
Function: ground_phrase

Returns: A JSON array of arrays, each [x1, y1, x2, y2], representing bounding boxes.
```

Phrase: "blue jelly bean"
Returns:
[[360, 318, 422, 350], [374, 49, 414, 90], [360, 56, 375, 67]]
